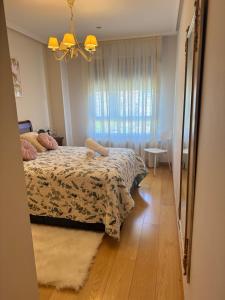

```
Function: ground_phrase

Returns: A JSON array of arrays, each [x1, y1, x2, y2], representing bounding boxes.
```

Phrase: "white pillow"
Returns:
[[85, 138, 109, 157]]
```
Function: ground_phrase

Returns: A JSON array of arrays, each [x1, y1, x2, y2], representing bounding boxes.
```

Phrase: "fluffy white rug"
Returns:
[[31, 224, 104, 291]]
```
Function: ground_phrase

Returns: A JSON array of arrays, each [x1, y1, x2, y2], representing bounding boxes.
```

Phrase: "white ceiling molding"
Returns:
[[98, 31, 177, 43], [6, 21, 46, 44]]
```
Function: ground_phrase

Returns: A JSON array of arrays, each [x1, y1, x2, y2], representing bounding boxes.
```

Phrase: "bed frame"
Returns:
[[19, 120, 105, 232], [18, 120, 33, 133]]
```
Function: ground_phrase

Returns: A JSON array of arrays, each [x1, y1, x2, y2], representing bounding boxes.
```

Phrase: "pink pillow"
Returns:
[[37, 133, 58, 150], [21, 139, 37, 161]]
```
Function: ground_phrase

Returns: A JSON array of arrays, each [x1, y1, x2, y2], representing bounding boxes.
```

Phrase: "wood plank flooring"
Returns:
[[39, 167, 184, 300]]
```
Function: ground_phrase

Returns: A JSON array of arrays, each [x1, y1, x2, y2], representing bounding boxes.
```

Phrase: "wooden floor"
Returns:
[[39, 167, 184, 300]]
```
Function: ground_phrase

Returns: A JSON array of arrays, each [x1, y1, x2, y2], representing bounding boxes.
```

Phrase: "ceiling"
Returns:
[[4, 0, 180, 44]]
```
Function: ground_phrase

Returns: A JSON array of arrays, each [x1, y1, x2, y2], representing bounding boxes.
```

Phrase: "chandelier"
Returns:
[[47, 0, 98, 62]]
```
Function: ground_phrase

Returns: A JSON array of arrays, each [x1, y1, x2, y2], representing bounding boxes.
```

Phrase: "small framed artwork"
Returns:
[[11, 58, 23, 97]]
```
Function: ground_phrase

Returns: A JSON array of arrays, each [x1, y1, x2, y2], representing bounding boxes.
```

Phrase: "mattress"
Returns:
[[24, 146, 146, 239]]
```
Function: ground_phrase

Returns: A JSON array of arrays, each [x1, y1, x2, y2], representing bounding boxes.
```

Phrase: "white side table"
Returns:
[[144, 148, 171, 176]]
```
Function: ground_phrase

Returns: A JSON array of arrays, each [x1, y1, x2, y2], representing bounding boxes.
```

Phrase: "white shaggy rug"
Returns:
[[31, 224, 104, 291]]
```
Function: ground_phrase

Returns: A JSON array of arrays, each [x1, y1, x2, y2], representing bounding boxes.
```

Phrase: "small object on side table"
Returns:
[[53, 136, 64, 146]]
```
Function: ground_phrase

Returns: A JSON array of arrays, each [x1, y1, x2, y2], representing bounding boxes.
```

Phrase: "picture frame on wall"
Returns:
[[11, 57, 23, 97]]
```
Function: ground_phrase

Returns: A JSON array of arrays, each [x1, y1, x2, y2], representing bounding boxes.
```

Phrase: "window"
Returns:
[[91, 87, 153, 142], [87, 38, 160, 151]]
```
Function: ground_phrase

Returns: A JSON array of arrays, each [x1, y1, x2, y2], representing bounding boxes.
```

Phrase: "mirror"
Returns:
[[180, 21, 195, 242], [179, 0, 208, 282]]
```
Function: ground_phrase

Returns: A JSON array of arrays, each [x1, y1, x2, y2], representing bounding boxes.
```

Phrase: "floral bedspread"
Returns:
[[23, 147, 146, 239]]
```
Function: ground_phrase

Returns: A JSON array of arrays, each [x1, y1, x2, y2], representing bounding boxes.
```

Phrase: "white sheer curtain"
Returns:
[[87, 37, 161, 156]]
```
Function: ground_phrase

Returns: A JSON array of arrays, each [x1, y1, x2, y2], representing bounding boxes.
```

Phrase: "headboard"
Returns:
[[18, 120, 33, 134]]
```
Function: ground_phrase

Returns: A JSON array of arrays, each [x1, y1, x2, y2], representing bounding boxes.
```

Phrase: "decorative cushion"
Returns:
[[37, 133, 58, 150], [85, 138, 109, 156], [20, 132, 46, 152], [21, 139, 37, 161]]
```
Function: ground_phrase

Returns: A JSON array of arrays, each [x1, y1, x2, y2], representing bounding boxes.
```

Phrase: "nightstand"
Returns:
[[53, 136, 64, 146], [144, 148, 171, 176]]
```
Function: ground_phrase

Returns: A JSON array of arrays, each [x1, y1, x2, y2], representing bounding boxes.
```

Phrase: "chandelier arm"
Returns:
[[75, 38, 83, 50], [76, 36, 88, 52], [77, 48, 92, 62], [53, 50, 69, 61], [72, 48, 79, 58]]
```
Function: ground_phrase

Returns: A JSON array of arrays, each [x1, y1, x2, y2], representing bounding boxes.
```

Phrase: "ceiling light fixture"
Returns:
[[48, 0, 98, 62]]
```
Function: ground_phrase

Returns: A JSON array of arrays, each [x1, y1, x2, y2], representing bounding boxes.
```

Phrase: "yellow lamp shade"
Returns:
[[63, 33, 76, 47], [85, 44, 97, 52], [48, 37, 59, 51], [84, 35, 98, 51], [59, 41, 68, 51]]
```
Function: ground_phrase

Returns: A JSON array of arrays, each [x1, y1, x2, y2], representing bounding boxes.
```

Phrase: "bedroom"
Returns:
[[1, 0, 225, 300]]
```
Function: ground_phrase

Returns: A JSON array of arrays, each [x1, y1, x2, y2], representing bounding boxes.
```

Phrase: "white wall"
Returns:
[[45, 52, 67, 141], [0, 2, 38, 299], [60, 61, 73, 145], [45, 55, 75, 145], [159, 36, 177, 137], [67, 58, 89, 146], [173, 0, 225, 299], [7, 29, 50, 131], [159, 35, 177, 160]]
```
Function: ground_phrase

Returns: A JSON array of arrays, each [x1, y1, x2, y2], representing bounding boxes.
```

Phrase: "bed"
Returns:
[[19, 121, 146, 239]]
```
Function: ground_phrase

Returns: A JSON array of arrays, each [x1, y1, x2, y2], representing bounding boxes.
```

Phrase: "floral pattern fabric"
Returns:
[[24, 147, 146, 239]]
